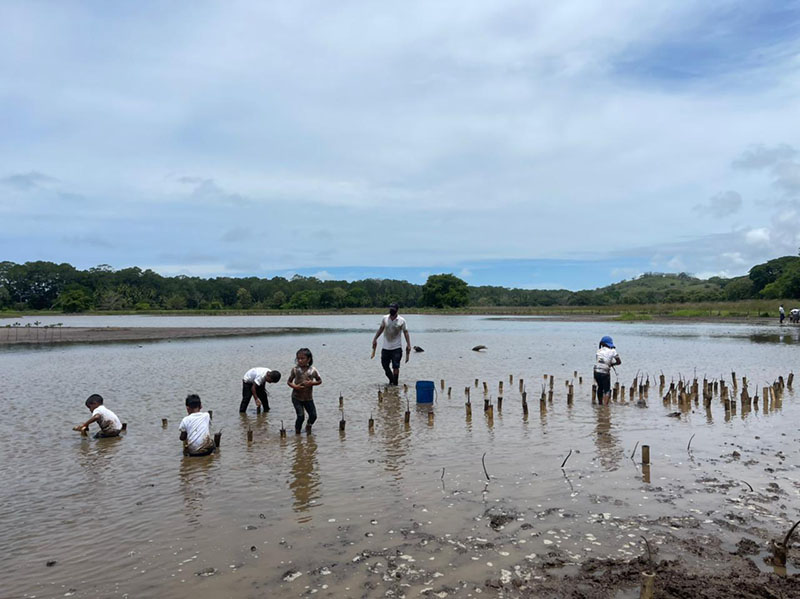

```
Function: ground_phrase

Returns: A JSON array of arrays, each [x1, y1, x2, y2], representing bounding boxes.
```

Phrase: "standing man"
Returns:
[[779, 304, 785, 324], [372, 302, 411, 385], [240, 367, 281, 413]]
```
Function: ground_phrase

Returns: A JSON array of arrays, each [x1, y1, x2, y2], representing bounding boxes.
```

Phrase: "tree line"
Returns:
[[1, 256, 798, 313]]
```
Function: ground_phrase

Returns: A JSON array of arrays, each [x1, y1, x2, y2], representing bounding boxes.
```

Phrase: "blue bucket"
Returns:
[[415, 380, 435, 404]]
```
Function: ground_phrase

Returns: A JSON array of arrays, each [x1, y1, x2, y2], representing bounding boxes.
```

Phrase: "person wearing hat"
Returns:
[[594, 335, 621, 404], [372, 302, 411, 385]]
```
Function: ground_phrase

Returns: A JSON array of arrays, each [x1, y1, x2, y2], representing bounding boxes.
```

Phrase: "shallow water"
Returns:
[[2, 315, 799, 598]]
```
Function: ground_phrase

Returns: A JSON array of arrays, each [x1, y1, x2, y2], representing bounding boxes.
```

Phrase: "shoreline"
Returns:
[[0, 315, 789, 347], [0, 326, 331, 346]]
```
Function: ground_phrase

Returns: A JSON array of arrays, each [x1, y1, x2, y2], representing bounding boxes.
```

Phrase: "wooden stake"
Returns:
[[440, 379, 445, 390], [497, 396, 503, 410], [428, 410, 434, 425], [640, 572, 655, 598], [339, 394, 344, 408], [484, 398, 491, 412], [465, 402, 472, 417], [162, 418, 168, 427], [121, 422, 127, 431], [641, 445, 650, 465], [404, 409, 410, 424]]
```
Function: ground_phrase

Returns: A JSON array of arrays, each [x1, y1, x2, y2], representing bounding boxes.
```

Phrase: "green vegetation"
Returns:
[[1, 255, 799, 314], [614, 312, 653, 321]]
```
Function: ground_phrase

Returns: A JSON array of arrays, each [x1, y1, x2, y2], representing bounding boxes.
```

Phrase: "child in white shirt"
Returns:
[[73, 394, 122, 438], [179, 394, 219, 457]]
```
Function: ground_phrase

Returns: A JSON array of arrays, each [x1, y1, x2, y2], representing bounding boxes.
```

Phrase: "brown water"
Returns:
[[2, 315, 800, 598]]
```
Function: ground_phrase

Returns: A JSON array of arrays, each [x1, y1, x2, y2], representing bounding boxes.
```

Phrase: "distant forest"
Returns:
[[1, 256, 799, 312]]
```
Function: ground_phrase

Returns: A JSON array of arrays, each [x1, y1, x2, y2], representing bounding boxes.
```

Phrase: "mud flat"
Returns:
[[0, 326, 326, 345], [3, 315, 800, 598]]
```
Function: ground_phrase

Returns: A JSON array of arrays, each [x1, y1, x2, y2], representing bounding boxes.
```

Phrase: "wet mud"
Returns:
[[3, 316, 800, 598]]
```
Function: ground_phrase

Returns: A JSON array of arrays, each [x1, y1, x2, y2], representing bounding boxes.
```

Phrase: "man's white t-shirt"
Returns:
[[92, 405, 122, 434], [179, 412, 213, 453], [381, 315, 407, 350], [594, 347, 619, 374], [243, 367, 271, 386]]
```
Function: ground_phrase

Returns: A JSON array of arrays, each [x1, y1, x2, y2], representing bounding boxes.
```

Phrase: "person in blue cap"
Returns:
[[594, 335, 621, 404]]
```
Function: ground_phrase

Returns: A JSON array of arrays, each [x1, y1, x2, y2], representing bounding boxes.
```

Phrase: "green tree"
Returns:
[[55, 289, 93, 313], [235, 287, 253, 309], [422, 274, 469, 308]]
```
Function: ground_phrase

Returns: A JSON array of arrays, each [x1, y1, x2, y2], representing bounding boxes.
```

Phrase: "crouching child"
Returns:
[[180, 394, 221, 457], [73, 394, 122, 438]]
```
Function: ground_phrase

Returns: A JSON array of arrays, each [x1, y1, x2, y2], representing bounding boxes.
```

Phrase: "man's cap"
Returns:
[[388, 302, 399, 310]]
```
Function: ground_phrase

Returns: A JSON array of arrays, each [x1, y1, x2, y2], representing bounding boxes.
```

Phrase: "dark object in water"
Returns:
[[667, 412, 681, 418], [472, 345, 487, 351], [46, 560, 57, 567], [413, 345, 424, 352]]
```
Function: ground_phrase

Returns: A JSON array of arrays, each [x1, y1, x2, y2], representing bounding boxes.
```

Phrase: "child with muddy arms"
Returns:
[[179, 394, 220, 457], [593, 336, 621, 404], [240, 367, 281, 413], [73, 394, 122, 438], [287, 348, 322, 434]]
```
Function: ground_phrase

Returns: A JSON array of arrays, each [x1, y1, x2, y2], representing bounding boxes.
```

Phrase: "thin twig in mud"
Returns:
[[783, 519, 800, 549], [687, 434, 695, 452], [441, 467, 445, 480], [742, 480, 754, 492], [630, 441, 640, 459], [561, 449, 572, 469], [640, 535, 653, 569], [481, 453, 490, 481], [562, 469, 574, 493]]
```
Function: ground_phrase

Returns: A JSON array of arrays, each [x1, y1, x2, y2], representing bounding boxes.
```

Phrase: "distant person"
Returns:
[[179, 394, 218, 456], [240, 367, 281, 412], [73, 394, 122, 438], [287, 348, 322, 434], [372, 302, 411, 385], [594, 336, 621, 404], [779, 304, 785, 324], [791, 308, 800, 324]]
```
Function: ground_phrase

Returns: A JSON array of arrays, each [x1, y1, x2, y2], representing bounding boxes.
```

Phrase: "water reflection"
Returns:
[[376, 386, 411, 480], [748, 331, 800, 344], [179, 455, 216, 526], [594, 405, 622, 471], [289, 436, 320, 522], [76, 435, 124, 484]]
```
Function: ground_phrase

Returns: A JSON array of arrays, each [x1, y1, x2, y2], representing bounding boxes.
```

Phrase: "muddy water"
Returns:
[[2, 316, 800, 598]]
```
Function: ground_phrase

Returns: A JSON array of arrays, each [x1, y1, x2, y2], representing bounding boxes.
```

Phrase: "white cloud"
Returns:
[[311, 270, 334, 281], [745, 227, 771, 246]]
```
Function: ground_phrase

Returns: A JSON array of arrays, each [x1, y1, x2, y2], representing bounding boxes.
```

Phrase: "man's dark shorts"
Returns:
[[381, 348, 403, 369]]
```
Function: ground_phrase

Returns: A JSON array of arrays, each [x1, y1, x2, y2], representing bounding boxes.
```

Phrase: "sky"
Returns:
[[1, 1, 800, 290]]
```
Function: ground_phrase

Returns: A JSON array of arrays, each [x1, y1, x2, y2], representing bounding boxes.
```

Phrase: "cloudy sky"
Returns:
[[1, 1, 799, 290]]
